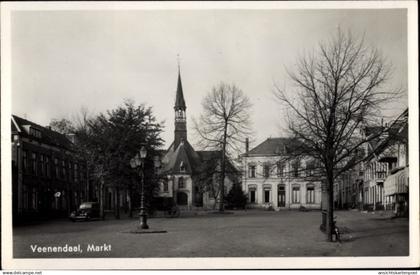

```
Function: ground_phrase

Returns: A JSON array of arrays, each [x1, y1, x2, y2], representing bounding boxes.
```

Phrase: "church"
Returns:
[[157, 69, 238, 210]]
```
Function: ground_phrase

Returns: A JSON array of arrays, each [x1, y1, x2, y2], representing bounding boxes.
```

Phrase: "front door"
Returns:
[[278, 185, 285, 207]]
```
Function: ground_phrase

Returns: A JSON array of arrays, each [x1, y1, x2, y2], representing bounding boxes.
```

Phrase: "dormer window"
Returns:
[[29, 126, 42, 138], [180, 161, 186, 172]]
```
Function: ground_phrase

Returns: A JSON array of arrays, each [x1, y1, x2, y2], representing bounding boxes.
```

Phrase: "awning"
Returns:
[[384, 167, 409, 196]]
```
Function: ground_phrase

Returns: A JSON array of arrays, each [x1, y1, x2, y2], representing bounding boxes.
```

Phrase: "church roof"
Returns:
[[174, 71, 186, 110], [161, 140, 201, 174], [160, 142, 239, 183]]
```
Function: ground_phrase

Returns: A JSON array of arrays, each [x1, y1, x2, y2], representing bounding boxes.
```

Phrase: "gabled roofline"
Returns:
[[11, 115, 22, 133]]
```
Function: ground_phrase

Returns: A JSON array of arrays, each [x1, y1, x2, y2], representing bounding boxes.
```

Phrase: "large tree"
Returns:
[[193, 82, 252, 211], [274, 29, 401, 240], [50, 100, 164, 219]]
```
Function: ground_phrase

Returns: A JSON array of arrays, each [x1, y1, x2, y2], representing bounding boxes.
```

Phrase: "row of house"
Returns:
[[334, 109, 409, 215], [239, 108, 408, 214], [10, 68, 409, 219]]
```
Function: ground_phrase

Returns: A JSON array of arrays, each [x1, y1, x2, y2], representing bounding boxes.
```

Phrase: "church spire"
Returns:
[[174, 57, 187, 149], [174, 60, 186, 110]]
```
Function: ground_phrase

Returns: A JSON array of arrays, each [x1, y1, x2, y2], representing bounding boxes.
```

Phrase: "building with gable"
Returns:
[[157, 69, 238, 210], [333, 108, 409, 214], [11, 115, 89, 222], [241, 137, 322, 210]]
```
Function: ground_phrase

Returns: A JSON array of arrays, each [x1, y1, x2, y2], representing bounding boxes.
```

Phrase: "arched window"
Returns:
[[178, 177, 185, 189]]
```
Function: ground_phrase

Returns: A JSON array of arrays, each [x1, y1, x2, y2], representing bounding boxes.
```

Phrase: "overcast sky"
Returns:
[[11, 9, 407, 150]]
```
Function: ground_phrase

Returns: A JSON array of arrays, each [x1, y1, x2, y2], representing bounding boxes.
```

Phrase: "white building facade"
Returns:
[[242, 138, 322, 210]]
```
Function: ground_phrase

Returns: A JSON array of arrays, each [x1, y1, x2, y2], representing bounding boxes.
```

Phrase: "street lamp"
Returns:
[[130, 145, 149, 229]]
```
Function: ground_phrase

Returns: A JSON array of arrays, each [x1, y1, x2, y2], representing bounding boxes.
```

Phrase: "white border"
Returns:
[[1, 1, 419, 270]]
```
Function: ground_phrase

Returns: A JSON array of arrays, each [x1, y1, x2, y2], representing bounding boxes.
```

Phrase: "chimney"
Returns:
[[245, 138, 249, 153]]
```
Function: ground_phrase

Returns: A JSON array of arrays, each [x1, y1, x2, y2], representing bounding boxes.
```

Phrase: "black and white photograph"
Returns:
[[1, 1, 418, 270]]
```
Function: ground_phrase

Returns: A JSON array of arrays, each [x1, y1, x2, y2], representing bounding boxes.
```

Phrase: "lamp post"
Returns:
[[130, 145, 149, 229]]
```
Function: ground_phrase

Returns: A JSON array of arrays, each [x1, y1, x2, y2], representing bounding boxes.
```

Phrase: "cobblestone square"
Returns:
[[13, 210, 409, 258]]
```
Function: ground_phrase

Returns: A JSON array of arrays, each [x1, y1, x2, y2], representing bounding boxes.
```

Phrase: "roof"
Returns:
[[161, 140, 201, 174], [12, 115, 74, 150], [174, 70, 186, 110], [365, 108, 408, 161], [246, 137, 304, 156], [160, 142, 239, 182]]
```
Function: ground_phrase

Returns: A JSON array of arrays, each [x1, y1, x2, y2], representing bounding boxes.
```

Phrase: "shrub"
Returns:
[[225, 184, 247, 209]]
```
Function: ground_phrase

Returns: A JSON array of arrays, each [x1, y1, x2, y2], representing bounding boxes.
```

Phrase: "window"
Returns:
[[249, 189, 256, 203], [68, 162, 73, 182], [39, 154, 45, 176], [292, 186, 300, 203], [31, 153, 37, 175], [29, 127, 42, 138], [61, 160, 66, 179], [292, 160, 300, 177], [277, 162, 284, 177], [54, 158, 59, 178], [180, 161, 186, 173], [74, 164, 78, 182], [306, 161, 315, 177], [163, 181, 169, 192], [307, 185, 315, 204], [178, 177, 184, 189], [264, 190, 270, 203], [22, 150, 28, 172], [263, 165, 270, 178], [45, 156, 50, 177], [248, 165, 256, 178]]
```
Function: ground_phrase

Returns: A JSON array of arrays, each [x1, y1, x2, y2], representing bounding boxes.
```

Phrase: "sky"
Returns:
[[11, 8, 408, 151]]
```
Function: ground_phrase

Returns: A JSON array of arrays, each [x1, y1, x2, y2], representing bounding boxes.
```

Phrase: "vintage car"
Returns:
[[69, 202, 101, 221]]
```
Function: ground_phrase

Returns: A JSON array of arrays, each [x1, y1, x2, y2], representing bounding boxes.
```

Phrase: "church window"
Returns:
[[180, 161, 185, 172], [178, 177, 185, 189]]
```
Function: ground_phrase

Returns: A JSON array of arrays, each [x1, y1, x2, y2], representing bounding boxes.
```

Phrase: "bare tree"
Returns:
[[274, 29, 401, 241], [194, 82, 252, 211]]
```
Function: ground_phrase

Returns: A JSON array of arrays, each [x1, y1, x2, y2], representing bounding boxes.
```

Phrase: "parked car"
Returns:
[[69, 202, 101, 222]]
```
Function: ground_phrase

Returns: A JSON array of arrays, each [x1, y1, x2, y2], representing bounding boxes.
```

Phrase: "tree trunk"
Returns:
[[128, 187, 133, 218], [326, 169, 335, 242], [115, 187, 120, 219], [219, 123, 228, 212], [320, 180, 328, 232], [99, 179, 105, 220]]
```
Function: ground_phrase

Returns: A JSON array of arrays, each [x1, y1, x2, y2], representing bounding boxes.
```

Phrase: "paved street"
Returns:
[[13, 209, 408, 258]]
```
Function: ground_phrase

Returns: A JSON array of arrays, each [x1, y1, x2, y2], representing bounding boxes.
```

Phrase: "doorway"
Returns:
[[278, 185, 286, 207]]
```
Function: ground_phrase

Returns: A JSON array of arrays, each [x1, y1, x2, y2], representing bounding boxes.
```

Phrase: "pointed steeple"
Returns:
[[174, 59, 187, 149], [174, 67, 186, 110]]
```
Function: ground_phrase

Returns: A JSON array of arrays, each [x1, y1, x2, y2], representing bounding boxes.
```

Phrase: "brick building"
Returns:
[[11, 115, 89, 222]]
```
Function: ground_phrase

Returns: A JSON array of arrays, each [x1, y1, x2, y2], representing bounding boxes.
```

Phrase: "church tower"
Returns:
[[174, 67, 187, 149]]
